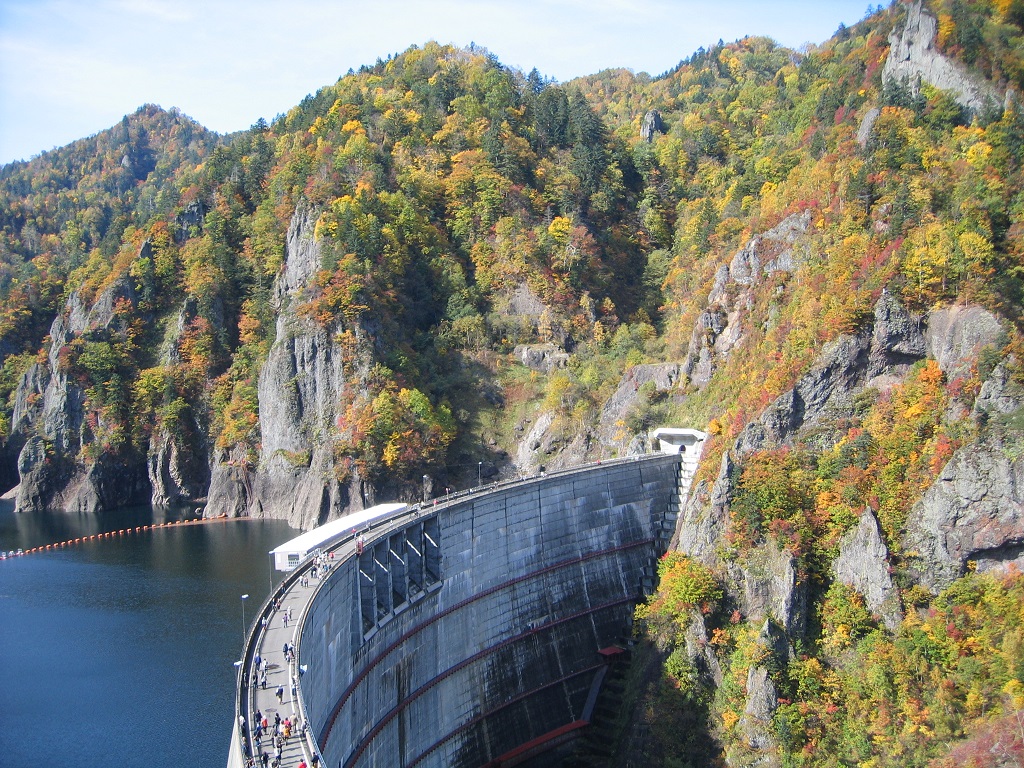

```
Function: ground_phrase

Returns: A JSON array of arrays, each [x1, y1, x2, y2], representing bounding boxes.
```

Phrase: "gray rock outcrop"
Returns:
[[857, 107, 880, 147], [685, 211, 812, 390], [741, 664, 778, 750], [14, 269, 150, 513], [732, 543, 807, 638], [205, 203, 372, 529], [675, 451, 733, 561], [147, 298, 210, 508], [904, 436, 1024, 591], [882, 0, 1001, 115], [513, 343, 569, 373], [833, 508, 902, 630], [684, 611, 724, 688], [737, 621, 788, 757], [925, 305, 1003, 380], [975, 359, 1024, 417], [640, 109, 664, 142], [868, 290, 926, 379]]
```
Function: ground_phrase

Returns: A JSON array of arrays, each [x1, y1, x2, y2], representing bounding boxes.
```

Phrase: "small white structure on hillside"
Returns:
[[651, 427, 707, 457], [270, 502, 408, 572], [651, 428, 708, 511]]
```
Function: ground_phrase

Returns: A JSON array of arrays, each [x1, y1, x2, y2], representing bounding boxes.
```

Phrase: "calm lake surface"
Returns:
[[0, 501, 298, 767]]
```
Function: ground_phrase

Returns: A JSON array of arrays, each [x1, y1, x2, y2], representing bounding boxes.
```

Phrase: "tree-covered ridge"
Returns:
[[0, 2, 1023, 762], [611, 3, 1024, 764], [0, 105, 221, 358], [191, 41, 671, 476], [556, 1, 1024, 443]]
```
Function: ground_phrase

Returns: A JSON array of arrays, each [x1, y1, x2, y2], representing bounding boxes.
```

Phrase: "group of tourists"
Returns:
[[241, 542, 343, 768], [307, 549, 334, 581], [250, 652, 269, 690]]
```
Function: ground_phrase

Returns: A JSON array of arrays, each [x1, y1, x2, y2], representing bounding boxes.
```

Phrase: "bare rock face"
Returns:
[[206, 445, 253, 518], [206, 202, 372, 529], [833, 508, 902, 630], [14, 270, 150, 513], [857, 107, 881, 147], [512, 409, 592, 475], [882, 0, 1000, 115], [686, 211, 812, 390], [0, 362, 47, 492], [741, 665, 778, 748], [736, 621, 788, 760], [149, 434, 208, 508], [868, 290, 926, 378], [675, 451, 733, 562], [736, 292, 933, 457], [598, 363, 682, 446], [975, 359, 1024, 417], [682, 311, 726, 389], [736, 334, 873, 455], [513, 343, 569, 373], [685, 611, 724, 687], [148, 298, 209, 508], [640, 109, 664, 142], [924, 305, 1003, 381], [904, 436, 1024, 591], [730, 543, 807, 638]]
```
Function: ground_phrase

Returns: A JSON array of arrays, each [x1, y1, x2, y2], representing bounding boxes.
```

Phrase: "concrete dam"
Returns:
[[231, 431, 705, 768]]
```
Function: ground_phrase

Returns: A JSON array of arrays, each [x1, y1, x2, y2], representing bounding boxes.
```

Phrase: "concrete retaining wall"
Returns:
[[299, 453, 682, 768]]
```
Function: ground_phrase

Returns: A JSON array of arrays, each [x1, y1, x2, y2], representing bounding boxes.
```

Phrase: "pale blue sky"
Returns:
[[0, 0, 875, 165]]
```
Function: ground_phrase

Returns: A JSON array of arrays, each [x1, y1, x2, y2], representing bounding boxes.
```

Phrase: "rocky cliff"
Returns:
[[205, 204, 374, 529], [146, 297, 211, 508], [13, 267, 151, 513], [882, 0, 1002, 114], [669, 290, 1015, 766]]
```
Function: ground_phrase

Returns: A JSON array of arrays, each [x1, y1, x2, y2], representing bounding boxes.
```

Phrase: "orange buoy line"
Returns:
[[2, 514, 252, 559]]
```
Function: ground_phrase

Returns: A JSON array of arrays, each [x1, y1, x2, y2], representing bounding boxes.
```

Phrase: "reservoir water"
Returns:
[[0, 501, 298, 767]]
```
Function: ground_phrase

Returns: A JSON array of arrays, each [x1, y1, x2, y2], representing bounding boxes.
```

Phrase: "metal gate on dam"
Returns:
[[232, 435, 705, 768]]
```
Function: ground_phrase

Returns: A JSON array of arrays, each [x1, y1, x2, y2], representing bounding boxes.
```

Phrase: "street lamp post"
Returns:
[[478, 461, 482, 487], [241, 594, 249, 643]]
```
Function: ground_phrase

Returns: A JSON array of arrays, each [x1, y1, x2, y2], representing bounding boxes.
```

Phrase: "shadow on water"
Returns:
[[0, 501, 299, 768]]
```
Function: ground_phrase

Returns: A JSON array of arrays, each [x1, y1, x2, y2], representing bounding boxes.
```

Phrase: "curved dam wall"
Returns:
[[298, 453, 683, 768]]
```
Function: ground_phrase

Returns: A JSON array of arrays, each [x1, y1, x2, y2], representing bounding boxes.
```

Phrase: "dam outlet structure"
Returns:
[[230, 430, 706, 768]]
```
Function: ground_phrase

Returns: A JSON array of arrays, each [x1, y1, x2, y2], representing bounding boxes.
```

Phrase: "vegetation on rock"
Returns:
[[2, 0, 1024, 762]]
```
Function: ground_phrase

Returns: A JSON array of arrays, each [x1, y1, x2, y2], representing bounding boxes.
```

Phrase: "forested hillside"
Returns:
[[1, 0, 1023, 764]]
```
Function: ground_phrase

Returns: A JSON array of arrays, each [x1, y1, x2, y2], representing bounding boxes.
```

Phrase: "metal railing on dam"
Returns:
[[229, 451, 691, 768]]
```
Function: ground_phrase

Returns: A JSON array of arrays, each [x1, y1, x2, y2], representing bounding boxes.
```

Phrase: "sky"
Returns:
[[0, 0, 875, 166]]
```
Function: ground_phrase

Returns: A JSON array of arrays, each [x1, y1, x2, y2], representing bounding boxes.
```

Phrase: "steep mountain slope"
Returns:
[[1, 1, 1023, 763]]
